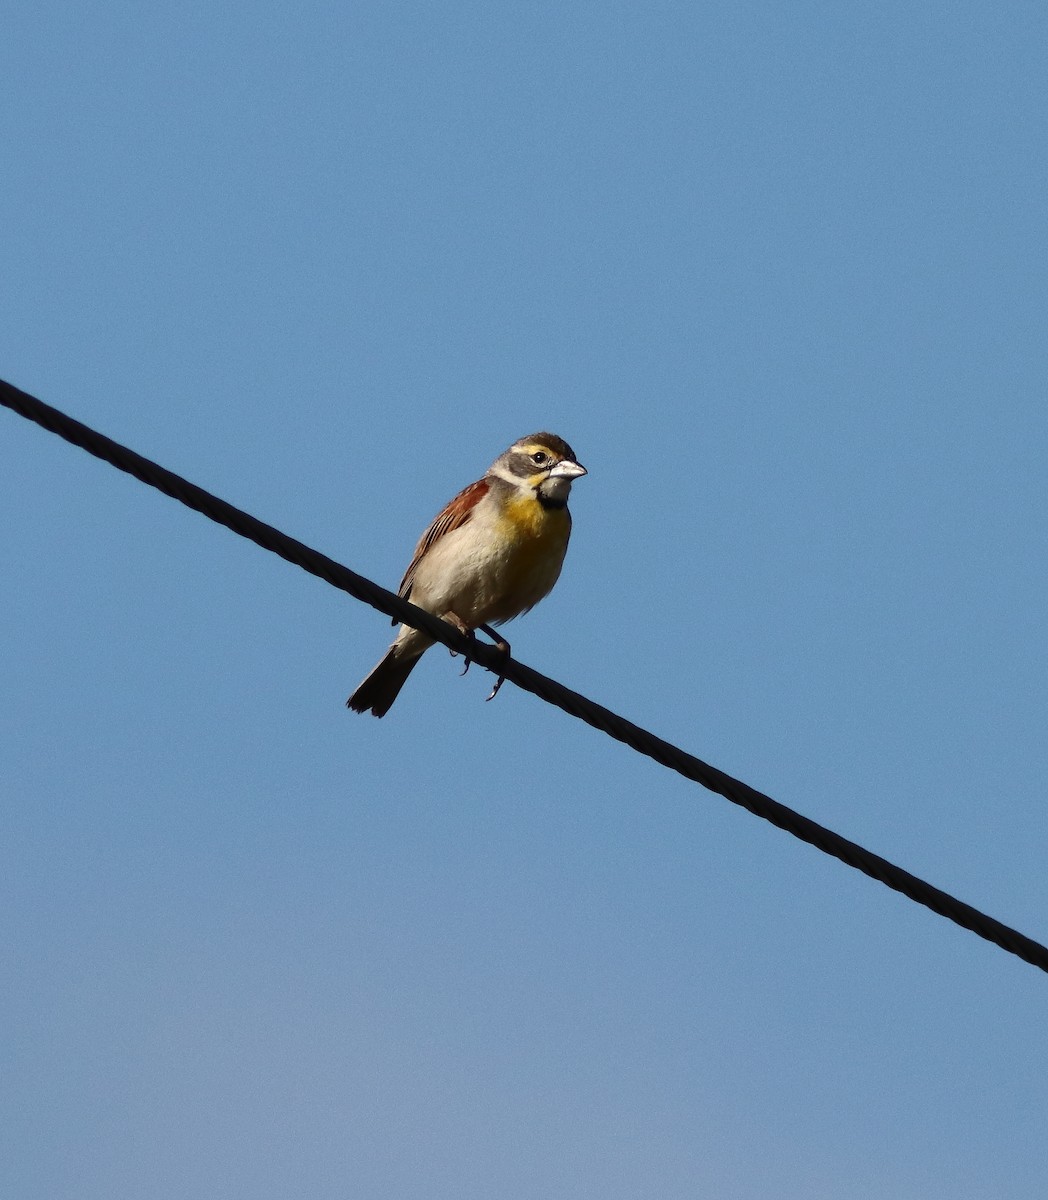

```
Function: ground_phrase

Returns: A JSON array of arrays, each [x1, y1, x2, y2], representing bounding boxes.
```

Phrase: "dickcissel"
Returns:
[[347, 432, 586, 717]]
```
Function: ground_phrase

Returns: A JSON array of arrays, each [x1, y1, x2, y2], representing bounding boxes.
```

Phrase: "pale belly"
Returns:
[[409, 503, 570, 626]]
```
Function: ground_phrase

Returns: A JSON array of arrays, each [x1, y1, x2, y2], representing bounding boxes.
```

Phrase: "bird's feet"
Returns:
[[442, 612, 477, 675], [477, 624, 511, 702], [442, 615, 511, 700]]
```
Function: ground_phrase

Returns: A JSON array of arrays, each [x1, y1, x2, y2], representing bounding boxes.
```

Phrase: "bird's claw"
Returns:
[[445, 617, 509, 701], [444, 612, 476, 674], [479, 627, 510, 702]]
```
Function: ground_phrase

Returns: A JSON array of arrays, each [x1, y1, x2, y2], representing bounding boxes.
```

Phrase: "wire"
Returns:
[[3, 374, 1046, 976]]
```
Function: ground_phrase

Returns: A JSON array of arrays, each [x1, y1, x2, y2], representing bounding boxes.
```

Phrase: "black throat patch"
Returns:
[[536, 490, 568, 511]]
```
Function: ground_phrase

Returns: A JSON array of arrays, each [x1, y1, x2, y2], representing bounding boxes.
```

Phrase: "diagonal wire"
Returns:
[[3, 374, 1047, 976]]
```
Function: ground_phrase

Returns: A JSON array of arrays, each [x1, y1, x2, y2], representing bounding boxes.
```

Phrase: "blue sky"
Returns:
[[3, 2, 1047, 1196]]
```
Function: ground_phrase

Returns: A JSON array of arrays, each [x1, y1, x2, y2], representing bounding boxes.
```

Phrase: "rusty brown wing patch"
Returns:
[[397, 477, 490, 603]]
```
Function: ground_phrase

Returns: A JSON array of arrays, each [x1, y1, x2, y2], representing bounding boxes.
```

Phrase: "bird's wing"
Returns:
[[396, 477, 490, 604]]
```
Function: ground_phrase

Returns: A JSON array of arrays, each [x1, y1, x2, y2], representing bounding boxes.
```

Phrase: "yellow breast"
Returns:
[[490, 491, 572, 619], [502, 490, 570, 539]]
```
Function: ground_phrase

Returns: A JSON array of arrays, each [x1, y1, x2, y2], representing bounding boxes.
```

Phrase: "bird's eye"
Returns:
[[531, 451, 548, 465]]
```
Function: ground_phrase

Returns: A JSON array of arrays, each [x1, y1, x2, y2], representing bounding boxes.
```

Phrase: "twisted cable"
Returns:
[[3, 375, 1045, 975]]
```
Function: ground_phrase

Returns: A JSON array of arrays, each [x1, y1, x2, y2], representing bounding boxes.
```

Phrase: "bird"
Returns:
[[347, 432, 587, 717]]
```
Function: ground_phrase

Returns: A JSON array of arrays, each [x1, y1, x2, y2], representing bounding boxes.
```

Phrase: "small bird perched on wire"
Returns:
[[347, 432, 587, 717]]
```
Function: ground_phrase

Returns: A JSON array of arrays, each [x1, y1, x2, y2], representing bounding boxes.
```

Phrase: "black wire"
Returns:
[[3, 375, 1046, 976]]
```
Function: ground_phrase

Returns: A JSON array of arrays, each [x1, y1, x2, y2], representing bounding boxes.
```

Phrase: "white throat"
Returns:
[[538, 475, 573, 504]]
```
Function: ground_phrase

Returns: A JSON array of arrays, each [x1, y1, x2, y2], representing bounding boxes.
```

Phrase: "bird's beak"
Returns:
[[549, 460, 587, 480]]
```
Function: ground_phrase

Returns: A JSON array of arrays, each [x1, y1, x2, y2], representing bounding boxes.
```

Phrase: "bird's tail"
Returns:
[[346, 646, 423, 717]]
